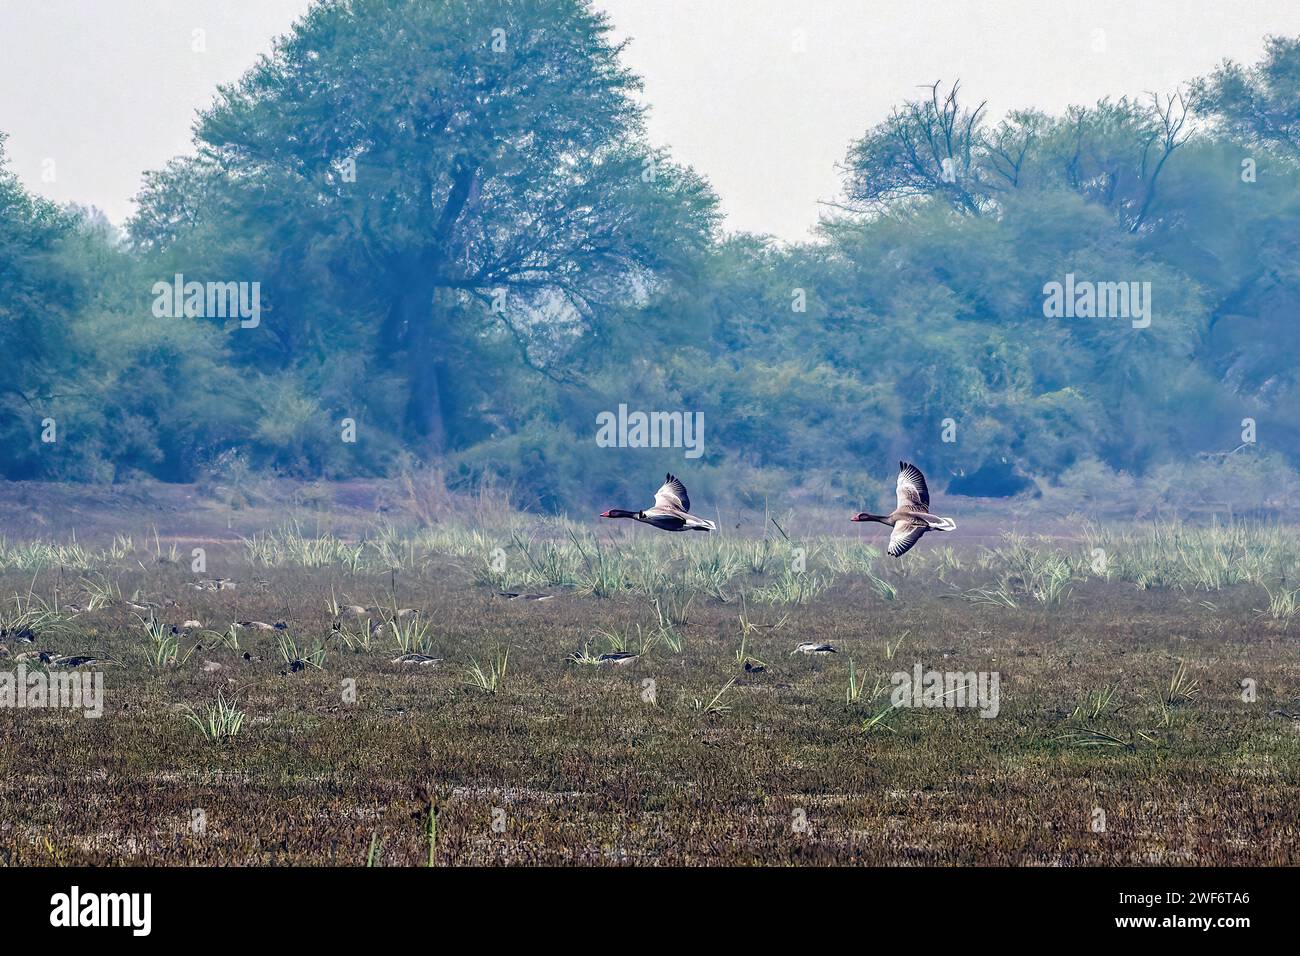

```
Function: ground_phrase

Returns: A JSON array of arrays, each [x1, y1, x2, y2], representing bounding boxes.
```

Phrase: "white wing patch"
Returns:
[[887, 521, 928, 557], [895, 461, 930, 511], [653, 473, 690, 513]]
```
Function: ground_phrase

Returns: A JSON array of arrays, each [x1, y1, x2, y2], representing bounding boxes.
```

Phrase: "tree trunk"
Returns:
[[391, 276, 447, 457]]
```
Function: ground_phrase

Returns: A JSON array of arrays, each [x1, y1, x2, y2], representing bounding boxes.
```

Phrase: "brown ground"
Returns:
[[1, 490, 1297, 865]]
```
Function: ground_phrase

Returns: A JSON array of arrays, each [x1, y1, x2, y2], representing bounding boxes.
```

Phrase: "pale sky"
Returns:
[[2, 0, 1299, 240]]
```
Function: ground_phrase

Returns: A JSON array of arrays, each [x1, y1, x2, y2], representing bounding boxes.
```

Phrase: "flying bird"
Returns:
[[852, 461, 957, 557], [601, 474, 716, 532]]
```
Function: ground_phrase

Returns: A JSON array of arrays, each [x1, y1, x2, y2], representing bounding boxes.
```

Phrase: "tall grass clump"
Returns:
[[464, 647, 510, 694], [181, 691, 247, 740], [1080, 520, 1297, 592], [0, 537, 110, 572], [140, 616, 193, 670]]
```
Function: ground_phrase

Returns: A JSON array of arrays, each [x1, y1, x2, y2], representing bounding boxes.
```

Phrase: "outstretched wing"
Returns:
[[653, 473, 690, 513], [887, 520, 928, 558], [895, 461, 930, 511]]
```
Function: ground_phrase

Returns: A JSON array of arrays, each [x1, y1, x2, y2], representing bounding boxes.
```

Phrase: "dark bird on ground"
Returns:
[[50, 654, 110, 668], [852, 461, 957, 557], [601, 474, 716, 532], [596, 651, 640, 666]]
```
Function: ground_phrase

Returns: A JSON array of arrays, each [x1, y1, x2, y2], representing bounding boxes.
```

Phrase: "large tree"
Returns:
[[1192, 34, 1300, 152], [0, 133, 79, 413], [135, 0, 717, 457], [842, 81, 1190, 234], [1, 138, 239, 481]]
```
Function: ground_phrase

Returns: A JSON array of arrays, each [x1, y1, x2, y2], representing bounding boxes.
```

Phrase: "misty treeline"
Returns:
[[2, 0, 1299, 514]]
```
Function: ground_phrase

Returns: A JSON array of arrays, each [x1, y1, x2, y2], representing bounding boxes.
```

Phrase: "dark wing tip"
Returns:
[[899, 460, 907, 471]]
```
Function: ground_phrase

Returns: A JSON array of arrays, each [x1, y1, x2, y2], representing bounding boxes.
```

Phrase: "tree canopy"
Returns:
[[2, 7, 1298, 515]]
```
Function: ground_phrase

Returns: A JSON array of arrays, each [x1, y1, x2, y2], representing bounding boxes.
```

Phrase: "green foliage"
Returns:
[[1, 15, 1299, 509]]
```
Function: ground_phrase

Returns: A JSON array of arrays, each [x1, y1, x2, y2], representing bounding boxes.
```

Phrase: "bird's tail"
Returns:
[[916, 513, 957, 532], [686, 515, 717, 532]]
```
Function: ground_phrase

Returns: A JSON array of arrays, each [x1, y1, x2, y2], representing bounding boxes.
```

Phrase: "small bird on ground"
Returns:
[[391, 653, 441, 666], [852, 461, 958, 557], [792, 642, 837, 656], [190, 579, 237, 592], [51, 654, 113, 668], [601, 474, 716, 532], [596, 651, 640, 666]]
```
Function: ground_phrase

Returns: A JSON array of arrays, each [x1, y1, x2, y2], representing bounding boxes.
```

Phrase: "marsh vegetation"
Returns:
[[1, 513, 1297, 865]]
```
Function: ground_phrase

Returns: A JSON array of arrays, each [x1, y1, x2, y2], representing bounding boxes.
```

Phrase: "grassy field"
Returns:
[[1, 514, 1299, 865]]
